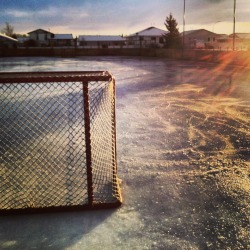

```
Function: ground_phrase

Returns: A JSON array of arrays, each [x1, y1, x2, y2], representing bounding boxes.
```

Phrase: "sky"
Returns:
[[0, 0, 250, 37]]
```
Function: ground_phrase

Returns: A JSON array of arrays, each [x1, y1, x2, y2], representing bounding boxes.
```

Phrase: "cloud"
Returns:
[[5, 9, 30, 18], [3, 6, 89, 19], [1, 5, 90, 32], [185, 0, 249, 25], [0, 0, 249, 35]]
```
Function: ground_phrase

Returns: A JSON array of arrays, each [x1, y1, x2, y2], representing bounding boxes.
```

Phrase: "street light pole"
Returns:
[[233, 0, 236, 50], [182, 0, 186, 57]]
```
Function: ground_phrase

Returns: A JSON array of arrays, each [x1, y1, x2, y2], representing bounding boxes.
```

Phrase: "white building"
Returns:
[[27, 29, 54, 46], [49, 34, 75, 47], [78, 35, 125, 48], [27, 29, 74, 47], [126, 27, 168, 48]]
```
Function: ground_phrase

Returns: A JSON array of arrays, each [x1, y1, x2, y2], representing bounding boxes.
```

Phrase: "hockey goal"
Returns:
[[0, 71, 122, 213]]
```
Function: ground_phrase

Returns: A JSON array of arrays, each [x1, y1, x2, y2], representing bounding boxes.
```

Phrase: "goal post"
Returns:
[[0, 71, 122, 213]]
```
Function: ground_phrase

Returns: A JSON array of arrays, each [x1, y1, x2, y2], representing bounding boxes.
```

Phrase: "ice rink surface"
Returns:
[[0, 56, 249, 249]]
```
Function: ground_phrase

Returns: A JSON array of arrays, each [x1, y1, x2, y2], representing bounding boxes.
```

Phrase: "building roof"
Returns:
[[128, 26, 168, 37], [52, 34, 73, 39], [180, 29, 217, 36], [216, 34, 230, 40], [78, 35, 125, 42], [27, 29, 54, 34], [0, 33, 18, 42], [217, 34, 229, 38], [230, 33, 250, 39]]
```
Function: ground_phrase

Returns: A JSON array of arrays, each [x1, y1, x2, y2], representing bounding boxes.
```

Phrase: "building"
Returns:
[[126, 27, 168, 48], [0, 34, 18, 48], [49, 34, 75, 47], [27, 29, 54, 46], [182, 30, 250, 51], [229, 33, 250, 50], [17, 37, 29, 47], [78, 35, 125, 48], [181, 29, 219, 49], [215, 34, 232, 50]]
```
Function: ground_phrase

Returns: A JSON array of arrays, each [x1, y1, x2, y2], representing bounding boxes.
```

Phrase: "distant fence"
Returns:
[[0, 71, 122, 213], [1, 48, 250, 66]]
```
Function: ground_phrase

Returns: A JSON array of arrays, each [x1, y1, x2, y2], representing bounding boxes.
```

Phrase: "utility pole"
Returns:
[[233, 0, 236, 50], [182, 0, 186, 57]]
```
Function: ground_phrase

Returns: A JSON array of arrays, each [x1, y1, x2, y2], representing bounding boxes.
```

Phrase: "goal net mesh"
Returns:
[[0, 71, 122, 213]]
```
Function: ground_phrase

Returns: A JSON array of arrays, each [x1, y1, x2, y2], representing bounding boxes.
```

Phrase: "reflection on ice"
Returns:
[[0, 57, 249, 249]]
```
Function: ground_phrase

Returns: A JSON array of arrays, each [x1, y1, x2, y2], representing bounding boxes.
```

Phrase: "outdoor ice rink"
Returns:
[[0, 56, 249, 249]]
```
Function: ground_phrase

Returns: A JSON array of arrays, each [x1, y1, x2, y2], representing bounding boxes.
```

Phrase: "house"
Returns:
[[229, 33, 250, 50], [27, 29, 75, 47], [126, 27, 168, 48], [216, 34, 232, 50], [210, 33, 250, 51], [49, 34, 75, 47], [17, 37, 29, 46], [78, 35, 125, 48], [27, 29, 54, 46], [181, 29, 219, 49], [0, 34, 18, 48]]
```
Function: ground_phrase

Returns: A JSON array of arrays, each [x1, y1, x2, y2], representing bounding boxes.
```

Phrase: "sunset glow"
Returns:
[[0, 0, 249, 36]]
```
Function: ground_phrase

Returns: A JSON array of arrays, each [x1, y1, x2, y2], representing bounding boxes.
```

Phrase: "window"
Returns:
[[208, 37, 210, 41], [151, 37, 156, 41]]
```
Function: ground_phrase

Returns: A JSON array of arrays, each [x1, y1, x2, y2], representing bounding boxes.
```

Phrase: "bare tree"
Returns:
[[1, 22, 15, 37]]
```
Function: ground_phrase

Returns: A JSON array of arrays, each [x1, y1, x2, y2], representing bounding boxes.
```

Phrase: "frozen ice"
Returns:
[[0, 56, 249, 249]]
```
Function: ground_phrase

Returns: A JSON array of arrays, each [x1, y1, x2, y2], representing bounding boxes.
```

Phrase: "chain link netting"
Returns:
[[0, 72, 122, 212]]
